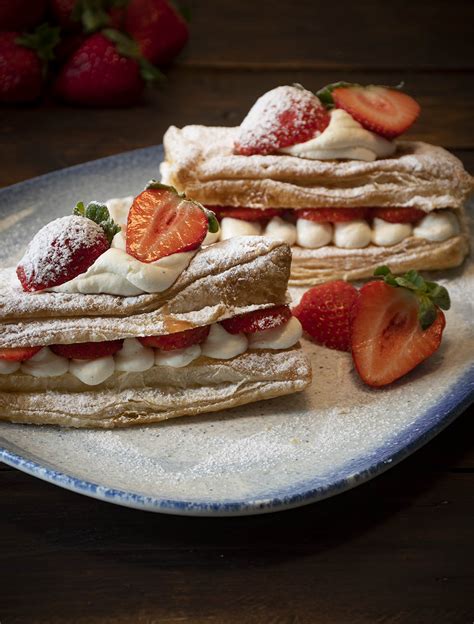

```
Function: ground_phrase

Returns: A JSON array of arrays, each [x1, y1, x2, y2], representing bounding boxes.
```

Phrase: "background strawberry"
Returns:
[[235, 84, 330, 156], [0, 25, 59, 102], [54, 29, 161, 106], [351, 267, 450, 387], [220, 305, 292, 335], [124, 0, 189, 65], [292, 281, 359, 352], [51, 340, 124, 359], [0, 0, 46, 31], [139, 326, 210, 351]]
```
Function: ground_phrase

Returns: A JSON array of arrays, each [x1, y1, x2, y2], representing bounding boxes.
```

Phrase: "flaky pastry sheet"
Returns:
[[162, 126, 473, 211], [0, 348, 312, 428], [289, 232, 470, 285], [0, 237, 292, 347]]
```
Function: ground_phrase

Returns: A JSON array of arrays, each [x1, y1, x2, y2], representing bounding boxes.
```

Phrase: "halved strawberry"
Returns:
[[292, 281, 359, 351], [0, 346, 42, 361], [126, 182, 210, 262], [351, 267, 450, 387], [297, 208, 369, 223], [369, 207, 426, 223], [221, 305, 292, 335], [138, 326, 210, 351], [329, 84, 420, 139], [210, 206, 284, 222], [16, 215, 109, 292], [234, 84, 330, 156], [50, 340, 124, 360]]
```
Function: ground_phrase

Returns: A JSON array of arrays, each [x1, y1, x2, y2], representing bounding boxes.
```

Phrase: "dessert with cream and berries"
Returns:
[[0, 183, 311, 428], [160, 83, 472, 285]]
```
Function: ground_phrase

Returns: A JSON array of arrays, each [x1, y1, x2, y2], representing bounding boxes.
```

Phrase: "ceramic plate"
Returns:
[[0, 147, 473, 516]]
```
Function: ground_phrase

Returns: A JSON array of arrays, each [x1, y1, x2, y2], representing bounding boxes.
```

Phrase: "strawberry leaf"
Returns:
[[17, 23, 61, 65], [205, 209, 219, 234], [74, 200, 121, 244], [374, 266, 450, 329]]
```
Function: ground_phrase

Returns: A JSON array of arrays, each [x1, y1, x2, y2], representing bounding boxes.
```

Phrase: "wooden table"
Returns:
[[1, 1, 473, 621]]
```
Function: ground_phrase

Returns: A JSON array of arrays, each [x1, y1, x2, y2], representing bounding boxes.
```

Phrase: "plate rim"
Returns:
[[0, 145, 473, 516]]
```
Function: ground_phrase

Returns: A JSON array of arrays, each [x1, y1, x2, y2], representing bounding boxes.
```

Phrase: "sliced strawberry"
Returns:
[[126, 183, 209, 262], [297, 208, 369, 223], [0, 346, 42, 361], [292, 281, 359, 351], [50, 340, 124, 360], [221, 305, 292, 335], [138, 326, 210, 351], [331, 85, 420, 139], [210, 206, 284, 222], [351, 267, 450, 387], [234, 85, 330, 156], [16, 215, 109, 292], [370, 207, 426, 223]]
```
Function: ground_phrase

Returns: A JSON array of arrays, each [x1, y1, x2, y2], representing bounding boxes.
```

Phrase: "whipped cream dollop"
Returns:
[[220, 217, 262, 240], [21, 347, 69, 377], [0, 360, 21, 374], [333, 220, 372, 249], [372, 218, 413, 247], [201, 323, 248, 359], [296, 219, 332, 248], [115, 338, 155, 372], [155, 344, 202, 368], [50, 233, 196, 296], [264, 217, 297, 245], [69, 356, 115, 386], [413, 211, 460, 242], [249, 317, 303, 350], [280, 109, 396, 161]]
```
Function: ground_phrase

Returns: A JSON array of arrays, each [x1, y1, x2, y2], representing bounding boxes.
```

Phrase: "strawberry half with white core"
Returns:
[[351, 267, 450, 387], [126, 181, 218, 263], [317, 82, 420, 139], [234, 84, 330, 156], [16, 201, 120, 292]]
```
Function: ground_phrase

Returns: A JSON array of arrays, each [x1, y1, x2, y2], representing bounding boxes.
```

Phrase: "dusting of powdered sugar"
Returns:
[[17, 216, 106, 286]]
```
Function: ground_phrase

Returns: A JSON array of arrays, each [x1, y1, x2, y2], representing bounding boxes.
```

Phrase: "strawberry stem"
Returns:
[[16, 23, 61, 65], [374, 266, 450, 330], [74, 201, 121, 244]]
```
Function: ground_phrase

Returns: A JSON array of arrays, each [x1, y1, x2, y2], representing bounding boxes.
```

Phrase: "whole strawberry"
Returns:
[[124, 0, 189, 65], [0, 25, 59, 103], [54, 30, 162, 106], [234, 84, 330, 156], [292, 281, 359, 352], [0, 0, 46, 31]]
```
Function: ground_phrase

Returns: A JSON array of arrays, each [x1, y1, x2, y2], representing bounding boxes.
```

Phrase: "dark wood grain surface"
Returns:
[[1, 1, 473, 622]]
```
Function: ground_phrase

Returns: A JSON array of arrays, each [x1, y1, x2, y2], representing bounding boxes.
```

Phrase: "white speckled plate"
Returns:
[[0, 146, 473, 516]]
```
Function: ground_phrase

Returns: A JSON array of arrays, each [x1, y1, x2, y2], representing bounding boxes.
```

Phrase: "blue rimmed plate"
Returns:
[[0, 147, 473, 516]]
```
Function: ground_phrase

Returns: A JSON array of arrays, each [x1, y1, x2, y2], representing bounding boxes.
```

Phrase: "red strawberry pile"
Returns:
[[0, 0, 189, 106], [234, 82, 420, 156], [293, 267, 450, 387]]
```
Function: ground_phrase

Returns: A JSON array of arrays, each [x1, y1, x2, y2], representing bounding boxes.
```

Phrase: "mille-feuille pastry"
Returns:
[[161, 83, 472, 285], [0, 183, 311, 428]]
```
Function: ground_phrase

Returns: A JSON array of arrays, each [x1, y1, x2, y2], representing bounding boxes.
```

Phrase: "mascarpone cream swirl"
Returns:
[[280, 109, 396, 161]]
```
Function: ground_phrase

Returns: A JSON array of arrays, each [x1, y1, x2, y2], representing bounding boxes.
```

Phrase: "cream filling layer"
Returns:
[[279, 109, 396, 161], [3, 320, 302, 385]]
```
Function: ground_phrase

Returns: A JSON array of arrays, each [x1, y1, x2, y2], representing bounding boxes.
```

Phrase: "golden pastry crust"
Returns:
[[0, 347, 312, 428], [162, 125, 473, 211], [0, 237, 291, 347], [290, 232, 470, 286]]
